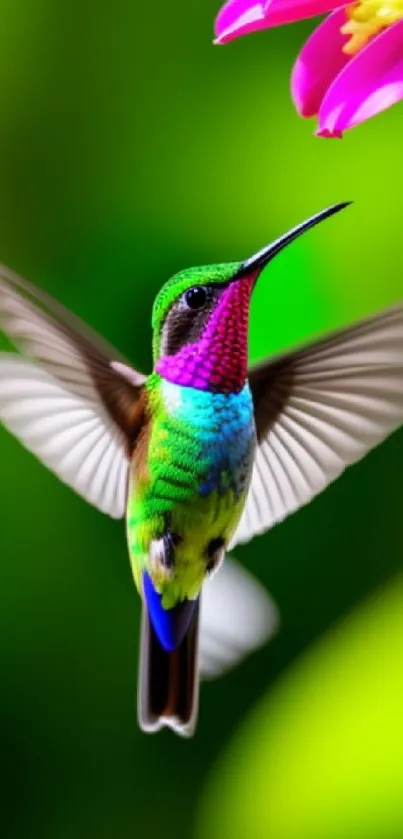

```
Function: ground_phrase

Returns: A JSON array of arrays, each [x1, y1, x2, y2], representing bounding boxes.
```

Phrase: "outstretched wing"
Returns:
[[0, 264, 147, 517], [231, 303, 403, 547], [199, 556, 278, 678]]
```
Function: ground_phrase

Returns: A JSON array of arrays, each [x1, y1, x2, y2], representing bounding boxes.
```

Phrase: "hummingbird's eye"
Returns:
[[184, 286, 208, 311]]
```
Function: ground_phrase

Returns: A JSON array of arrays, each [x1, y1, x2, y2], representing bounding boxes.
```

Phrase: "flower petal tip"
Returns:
[[213, 26, 238, 44], [315, 127, 343, 138]]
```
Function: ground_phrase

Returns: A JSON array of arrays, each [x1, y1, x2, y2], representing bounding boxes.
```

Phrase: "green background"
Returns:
[[0, 2, 402, 838]]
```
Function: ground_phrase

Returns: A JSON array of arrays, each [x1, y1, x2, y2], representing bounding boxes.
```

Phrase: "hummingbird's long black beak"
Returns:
[[233, 202, 352, 279]]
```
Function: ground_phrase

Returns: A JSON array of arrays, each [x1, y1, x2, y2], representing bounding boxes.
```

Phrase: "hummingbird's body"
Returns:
[[127, 307, 256, 732], [128, 377, 255, 603], [1, 202, 403, 736]]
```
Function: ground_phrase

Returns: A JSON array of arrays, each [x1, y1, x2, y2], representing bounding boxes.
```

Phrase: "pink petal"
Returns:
[[214, 0, 346, 44], [262, 0, 348, 27], [318, 19, 403, 135], [214, 0, 266, 44], [291, 9, 352, 117]]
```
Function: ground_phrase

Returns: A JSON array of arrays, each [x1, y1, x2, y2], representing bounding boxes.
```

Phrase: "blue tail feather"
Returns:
[[142, 572, 198, 652]]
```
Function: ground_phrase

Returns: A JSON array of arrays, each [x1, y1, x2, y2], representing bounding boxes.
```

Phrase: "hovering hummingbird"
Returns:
[[0, 202, 402, 737]]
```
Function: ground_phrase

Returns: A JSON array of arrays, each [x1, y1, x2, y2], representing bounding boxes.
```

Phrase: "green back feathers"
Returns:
[[151, 262, 240, 360]]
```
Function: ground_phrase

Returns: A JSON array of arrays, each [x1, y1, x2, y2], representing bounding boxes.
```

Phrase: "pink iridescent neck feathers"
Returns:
[[156, 274, 256, 394]]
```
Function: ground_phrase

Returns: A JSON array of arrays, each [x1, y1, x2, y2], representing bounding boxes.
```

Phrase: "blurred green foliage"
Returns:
[[198, 576, 403, 839], [0, 2, 402, 838]]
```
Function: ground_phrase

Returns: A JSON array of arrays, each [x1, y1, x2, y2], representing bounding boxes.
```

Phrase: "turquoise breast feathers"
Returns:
[[160, 379, 256, 500]]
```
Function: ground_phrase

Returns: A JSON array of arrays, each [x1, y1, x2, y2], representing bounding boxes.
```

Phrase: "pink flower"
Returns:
[[214, 0, 403, 137]]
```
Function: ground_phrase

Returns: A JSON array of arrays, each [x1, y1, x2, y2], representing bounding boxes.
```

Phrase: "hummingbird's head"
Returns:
[[152, 203, 350, 394]]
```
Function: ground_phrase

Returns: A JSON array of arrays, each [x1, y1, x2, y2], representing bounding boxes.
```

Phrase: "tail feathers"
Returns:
[[138, 599, 200, 737]]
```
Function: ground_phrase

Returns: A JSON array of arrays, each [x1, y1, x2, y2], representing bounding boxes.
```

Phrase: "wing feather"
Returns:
[[0, 265, 147, 517], [232, 304, 403, 547], [199, 556, 278, 679]]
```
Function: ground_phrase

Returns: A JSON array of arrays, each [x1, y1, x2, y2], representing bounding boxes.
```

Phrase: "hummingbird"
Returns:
[[0, 202, 402, 737]]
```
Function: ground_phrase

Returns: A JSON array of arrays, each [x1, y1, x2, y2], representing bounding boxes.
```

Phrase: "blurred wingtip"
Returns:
[[199, 556, 279, 681]]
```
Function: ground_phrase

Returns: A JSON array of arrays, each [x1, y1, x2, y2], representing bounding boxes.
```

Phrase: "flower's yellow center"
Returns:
[[341, 0, 403, 54]]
